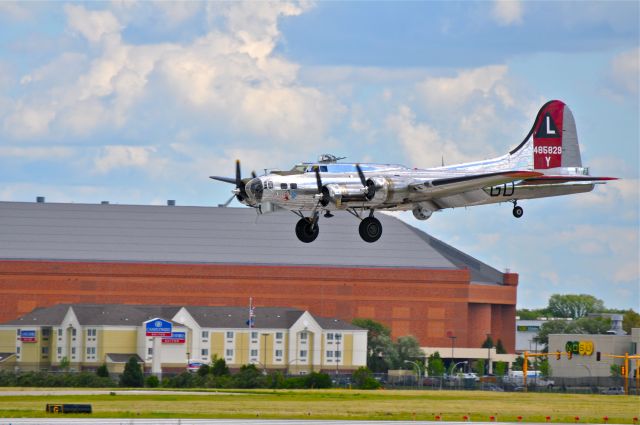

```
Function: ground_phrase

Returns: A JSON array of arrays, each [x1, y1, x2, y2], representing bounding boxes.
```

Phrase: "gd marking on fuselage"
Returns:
[[211, 100, 617, 243]]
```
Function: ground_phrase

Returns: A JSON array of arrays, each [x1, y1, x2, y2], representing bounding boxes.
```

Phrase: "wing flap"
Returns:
[[410, 171, 542, 196]]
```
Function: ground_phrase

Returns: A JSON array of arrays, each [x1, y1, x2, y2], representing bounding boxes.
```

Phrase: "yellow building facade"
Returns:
[[0, 304, 367, 374]]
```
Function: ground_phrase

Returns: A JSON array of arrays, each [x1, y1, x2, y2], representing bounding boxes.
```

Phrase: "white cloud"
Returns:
[[94, 145, 159, 174], [386, 105, 472, 167], [64, 4, 123, 44], [0, 2, 33, 21], [610, 47, 639, 97], [0, 146, 74, 160], [3, 103, 55, 138], [492, 0, 524, 26]]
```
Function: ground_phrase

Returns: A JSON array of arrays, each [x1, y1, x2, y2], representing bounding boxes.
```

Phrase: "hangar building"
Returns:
[[0, 200, 518, 352]]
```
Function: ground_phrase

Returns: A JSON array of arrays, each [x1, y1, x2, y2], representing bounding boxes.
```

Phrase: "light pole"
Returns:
[[449, 360, 468, 376], [486, 333, 492, 375], [448, 334, 457, 360], [404, 360, 422, 388]]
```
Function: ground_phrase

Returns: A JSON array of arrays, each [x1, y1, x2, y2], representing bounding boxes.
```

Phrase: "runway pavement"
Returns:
[[0, 420, 616, 425]]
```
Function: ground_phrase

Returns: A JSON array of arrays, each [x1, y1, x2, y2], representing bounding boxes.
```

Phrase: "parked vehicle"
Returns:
[[601, 386, 625, 395], [187, 361, 206, 373]]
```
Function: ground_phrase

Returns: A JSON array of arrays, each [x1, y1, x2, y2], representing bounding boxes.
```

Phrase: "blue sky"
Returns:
[[0, 1, 638, 310]]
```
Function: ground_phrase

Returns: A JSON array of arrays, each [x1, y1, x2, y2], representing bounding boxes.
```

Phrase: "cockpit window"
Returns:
[[280, 183, 288, 189], [267, 181, 273, 189], [306, 165, 327, 173]]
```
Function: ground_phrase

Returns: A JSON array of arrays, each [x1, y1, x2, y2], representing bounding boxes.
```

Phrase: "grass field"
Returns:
[[0, 389, 638, 422]]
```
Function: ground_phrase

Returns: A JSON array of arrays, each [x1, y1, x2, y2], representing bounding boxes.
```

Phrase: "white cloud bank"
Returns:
[[492, 0, 524, 26]]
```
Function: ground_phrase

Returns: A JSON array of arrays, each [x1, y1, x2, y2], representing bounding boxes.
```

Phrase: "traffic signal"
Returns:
[[621, 366, 626, 376], [556, 351, 561, 360], [596, 351, 601, 361], [567, 351, 572, 360]]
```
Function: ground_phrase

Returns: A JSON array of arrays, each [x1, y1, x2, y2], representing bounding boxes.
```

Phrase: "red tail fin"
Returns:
[[533, 100, 565, 169]]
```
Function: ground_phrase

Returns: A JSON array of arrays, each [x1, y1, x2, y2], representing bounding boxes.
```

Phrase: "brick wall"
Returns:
[[0, 260, 518, 352]]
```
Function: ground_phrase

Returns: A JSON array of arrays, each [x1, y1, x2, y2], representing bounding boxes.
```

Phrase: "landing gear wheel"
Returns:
[[295, 218, 319, 243], [512, 205, 524, 218], [359, 216, 383, 243]]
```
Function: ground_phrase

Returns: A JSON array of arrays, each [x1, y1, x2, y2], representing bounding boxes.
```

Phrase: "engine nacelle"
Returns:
[[323, 178, 390, 207], [412, 207, 433, 221]]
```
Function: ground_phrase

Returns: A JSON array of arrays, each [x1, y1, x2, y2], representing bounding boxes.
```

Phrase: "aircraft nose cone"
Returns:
[[245, 178, 263, 202]]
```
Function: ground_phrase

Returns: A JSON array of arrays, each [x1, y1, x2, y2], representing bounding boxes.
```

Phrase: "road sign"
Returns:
[[145, 318, 172, 337], [162, 331, 186, 344]]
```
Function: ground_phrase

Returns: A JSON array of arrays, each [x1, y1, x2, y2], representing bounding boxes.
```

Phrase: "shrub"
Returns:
[[197, 364, 210, 377], [352, 367, 380, 390], [211, 358, 230, 376], [303, 372, 332, 389], [146, 375, 160, 388], [119, 356, 144, 387], [96, 364, 109, 378], [233, 364, 264, 388]]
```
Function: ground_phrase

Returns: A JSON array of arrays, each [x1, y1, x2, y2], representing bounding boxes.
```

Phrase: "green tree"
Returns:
[[426, 351, 446, 377], [494, 361, 507, 377], [352, 318, 396, 372], [95, 363, 109, 378], [59, 357, 70, 372], [512, 356, 530, 371], [547, 294, 605, 319], [517, 308, 549, 320], [211, 358, 230, 376], [119, 356, 144, 387], [533, 316, 611, 350], [393, 335, 424, 369], [610, 364, 621, 377], [481, 335, 494, 349], [539, 358, 551, 377], [623, 309, 640, 334], [474, 359, 485, 376], [495, 339, 506, 354], [352, 366, 381, 389], [233, 364, 263, 388]]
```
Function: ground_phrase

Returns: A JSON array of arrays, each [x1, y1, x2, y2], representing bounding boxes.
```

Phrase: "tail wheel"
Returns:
[[295, 218, 319, 243], [512, 205, 524, 218], [359, 217, 383, 243]]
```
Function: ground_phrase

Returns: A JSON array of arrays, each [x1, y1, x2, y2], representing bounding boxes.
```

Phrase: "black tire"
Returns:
[[295, 218, 319, 243], [359, 216, 383, 243], [512, 205, 524, 218]]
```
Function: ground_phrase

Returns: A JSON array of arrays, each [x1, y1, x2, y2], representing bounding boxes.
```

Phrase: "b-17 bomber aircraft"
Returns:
[[211, 100, 616, 243]]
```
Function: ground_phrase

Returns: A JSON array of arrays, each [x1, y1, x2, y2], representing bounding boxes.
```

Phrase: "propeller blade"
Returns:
[[209, 176, 237, 184], [235, 160, 242, 189], [356, 164, 367, 187], [315, 167, 323, 194], [218, 193, 236, 208]]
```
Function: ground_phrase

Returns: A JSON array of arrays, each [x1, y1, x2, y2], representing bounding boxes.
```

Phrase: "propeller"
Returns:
[[314, 167, 330, 207], [355, 164, 376, 200]]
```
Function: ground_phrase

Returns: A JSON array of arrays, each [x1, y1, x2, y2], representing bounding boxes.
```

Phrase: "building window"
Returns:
[[335, 350, 341, 359], [201, 348, 209, 357], [326, 350, 333, 358], [327, 333, 334, 341], [16, 347, 20, 354], [57, 328, 62, 337], [275, 349, 283, 358], [335, 333, 342, 341], [42, 347, 49, 356], [250, 349, 258, 357], [86, 347, 95, 355], [16, 329, 20, 336], [226, 331, 234, 339], [299, 350, 307, 359], [42, 328, 50, 337], [72, 328, 76, 337], [57, 347, 62, 355], [202, 330, 209, 339], [226, 349, 233, 357], [300, 332, 307, 341], [275, 332, 283, 340], [251, 331, 258, 340], [147, 348, 152, 356], [87, 328, 96, 337]]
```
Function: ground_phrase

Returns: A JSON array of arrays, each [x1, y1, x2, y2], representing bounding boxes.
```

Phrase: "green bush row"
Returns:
[[0, 370, 115, 387]]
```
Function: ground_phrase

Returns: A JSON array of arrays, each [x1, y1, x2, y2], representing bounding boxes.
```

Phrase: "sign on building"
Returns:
[[162, 331, 186, 344], [145, 318, 172, 337], [20, 330, 37, 342]]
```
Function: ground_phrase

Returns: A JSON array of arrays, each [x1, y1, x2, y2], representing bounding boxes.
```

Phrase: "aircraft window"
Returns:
[[280, 183, 288, 189], [267, 181, 273, 189], [290, 183, 297, 189], [320, 166, 327, 172]]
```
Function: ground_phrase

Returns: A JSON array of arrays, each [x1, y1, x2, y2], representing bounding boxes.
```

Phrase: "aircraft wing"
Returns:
[[409, 171, 543, 197]]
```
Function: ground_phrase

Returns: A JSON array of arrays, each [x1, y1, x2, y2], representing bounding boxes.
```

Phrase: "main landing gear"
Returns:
[[293, 209, 383, 243], [511, 200, 524, 218]]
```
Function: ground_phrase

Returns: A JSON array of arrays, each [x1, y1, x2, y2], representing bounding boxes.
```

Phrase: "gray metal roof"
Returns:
[[1, 304, 362, 331], [0, 201, 504, 284]]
